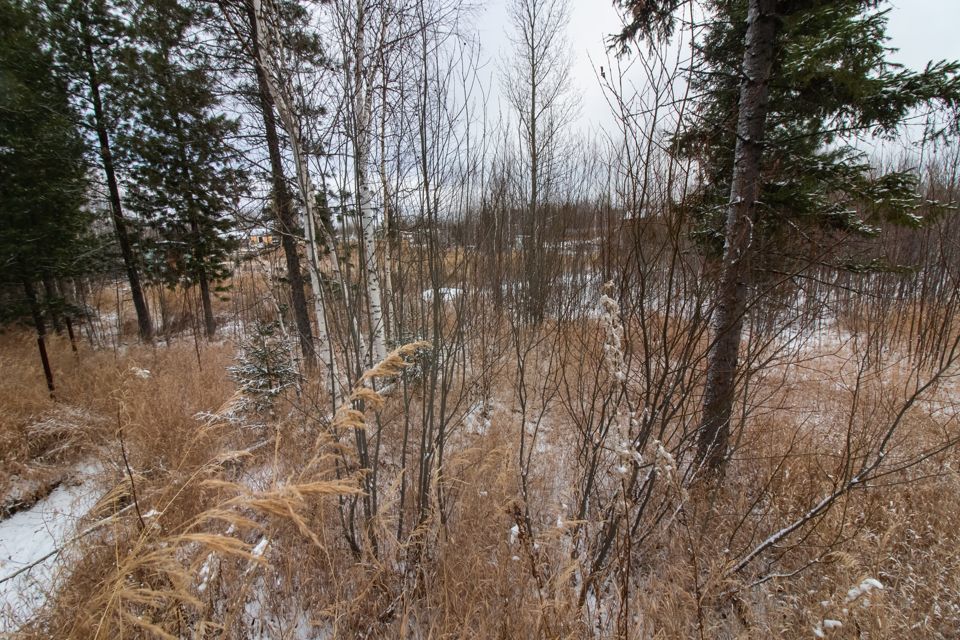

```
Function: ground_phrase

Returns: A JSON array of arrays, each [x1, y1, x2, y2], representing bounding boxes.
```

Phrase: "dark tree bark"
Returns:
[[697, 0, 779, 470], [189, 216, 217, 339], [246, 0, 316, 367], [42, 274, 63, 334], [198, 274, 216, 338], [79, 13, 153, 342], [23, 279, 55, 395]]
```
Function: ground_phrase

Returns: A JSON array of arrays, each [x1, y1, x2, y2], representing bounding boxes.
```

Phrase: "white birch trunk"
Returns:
[[251, 0, 340, 397], [353, 1, 388, 367], [378, 51, 396, 347]]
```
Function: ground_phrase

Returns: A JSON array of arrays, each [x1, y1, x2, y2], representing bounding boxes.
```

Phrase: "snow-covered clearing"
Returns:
[[421, 287, 463, 303], [0, 466, 101, 633]]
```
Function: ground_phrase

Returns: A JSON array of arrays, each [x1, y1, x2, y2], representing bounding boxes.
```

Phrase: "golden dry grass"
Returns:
[[2, 279, 959, 639]]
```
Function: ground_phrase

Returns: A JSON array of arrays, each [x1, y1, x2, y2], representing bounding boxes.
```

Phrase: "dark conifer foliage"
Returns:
[[0, 0, 90, 325], [120, 0, 247, 338], [45, 0, 156, 340]]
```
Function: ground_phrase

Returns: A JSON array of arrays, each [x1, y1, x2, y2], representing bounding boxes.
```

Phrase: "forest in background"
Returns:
[[2, 0, 960, 637]]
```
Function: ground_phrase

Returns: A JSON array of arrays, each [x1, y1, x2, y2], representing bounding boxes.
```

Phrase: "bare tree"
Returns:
[[501, 0, 577, 324], [245, 0, 341, 393]]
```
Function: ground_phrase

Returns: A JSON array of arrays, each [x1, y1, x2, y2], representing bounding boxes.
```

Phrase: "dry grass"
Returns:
[[3, 275, 960, 639]]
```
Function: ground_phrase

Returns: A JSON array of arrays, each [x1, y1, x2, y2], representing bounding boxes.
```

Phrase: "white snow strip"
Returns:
[[251, 537, 270, 558], [421, 287, 463, 303], [0, 472, 100, 632]]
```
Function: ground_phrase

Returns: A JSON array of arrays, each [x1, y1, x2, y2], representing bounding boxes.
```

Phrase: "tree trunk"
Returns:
[[697, 0, 778, 471], [23, 279, 55, 395], [251, 0, 339, 395], [247, 0, 316, 367], [353, 4, 387, 366], [194, 250, 217, 339], [79, 14, 152, 342], [188, 215, 217, 340], [378, 51, 397, 347], [42, 274, 63, 334]]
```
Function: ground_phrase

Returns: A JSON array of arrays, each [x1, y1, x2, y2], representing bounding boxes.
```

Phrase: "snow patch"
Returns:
[[463, 401, 491, 436], [846, 577, 883, 603], [421, 287, 463, 303], [813, 618, 842, 637], [0, 467, 100, 632]]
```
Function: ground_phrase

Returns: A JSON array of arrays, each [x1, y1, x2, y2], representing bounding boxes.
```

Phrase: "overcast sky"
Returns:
[[472, 0, 960, 133]]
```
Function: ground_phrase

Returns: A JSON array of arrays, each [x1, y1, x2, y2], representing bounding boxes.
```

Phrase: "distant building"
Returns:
[[246, 229, 278, 253]]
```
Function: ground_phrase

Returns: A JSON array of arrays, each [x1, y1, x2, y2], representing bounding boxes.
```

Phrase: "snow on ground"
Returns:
[[421, 287, 463, 303], [463, 400, 491, 436], [0, 466, 101, 633], [240, 538, 332, 640]]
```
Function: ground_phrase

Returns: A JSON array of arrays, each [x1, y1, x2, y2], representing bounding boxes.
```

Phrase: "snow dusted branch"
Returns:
[[728, 331, 960, 578]]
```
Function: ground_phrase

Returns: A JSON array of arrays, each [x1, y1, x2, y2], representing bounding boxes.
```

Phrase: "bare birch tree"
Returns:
[[243, 0, 341, 394]]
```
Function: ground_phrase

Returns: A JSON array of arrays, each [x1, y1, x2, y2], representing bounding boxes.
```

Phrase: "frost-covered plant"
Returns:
[[598, 280, 626, 385], [228, 321, 301, 415], [599, 281, 636, 461], [388, 331, 433, 386]]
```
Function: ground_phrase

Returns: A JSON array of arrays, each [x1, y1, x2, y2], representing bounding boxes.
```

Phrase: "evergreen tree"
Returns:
[[121, 0, 246, 338], [0, 0, 89, 311], [0, 0, 90, 388], [677, 1, 960, 260], [615, 0, 960, 469], [45, 0, 155, 341]]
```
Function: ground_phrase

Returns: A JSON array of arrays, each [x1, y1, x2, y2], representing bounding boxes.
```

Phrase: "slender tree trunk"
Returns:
[[198, 278, 216, 338], [697, 0, 778, 471], [23, 279, 55, 396], [59, 278, 79, 352], [247, 1, 316, 367], [42, 275, 63, 334], [186, 217, 216, 339], [251, 0, 338, 395], [79, 14, 152, 342], [192, 239, 217, 338], [527, 42, 541, 325], [353, 3, 387, 366], [378, 55, 397, 347]]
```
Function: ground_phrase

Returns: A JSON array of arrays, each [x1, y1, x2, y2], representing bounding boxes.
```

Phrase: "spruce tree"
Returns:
[[0, 0, 90, 388], [676, 1, 960, 258], [121, 0, 246, 339], [45, 0, 155, 341], [614, 0, 960, 469]]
